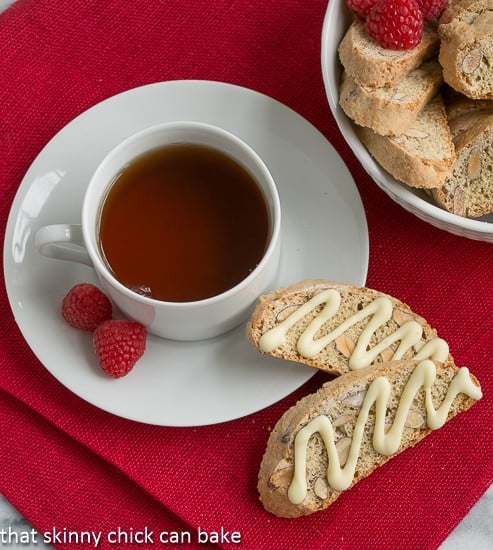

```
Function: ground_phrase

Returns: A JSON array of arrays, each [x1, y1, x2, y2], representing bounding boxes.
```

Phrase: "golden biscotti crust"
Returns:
[[438, 0, 493, 99], [446, 95, 493, 125], [246, 279, 451, 376], [258, 359, 481, 518], [338, 19, 440, 88], [432, 97, 493, 217], [356, 95, 456, 188], [339, 61, 443, 137]]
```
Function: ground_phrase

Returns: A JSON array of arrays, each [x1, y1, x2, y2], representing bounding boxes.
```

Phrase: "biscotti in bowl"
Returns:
[[321, 0, 493, 242]]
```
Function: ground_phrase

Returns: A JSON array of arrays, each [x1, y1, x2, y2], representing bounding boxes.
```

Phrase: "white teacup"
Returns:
[[33, 121, 281, 341]]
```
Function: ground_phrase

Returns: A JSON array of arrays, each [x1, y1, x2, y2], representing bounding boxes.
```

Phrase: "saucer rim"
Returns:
[[4, 80, 369, 426]]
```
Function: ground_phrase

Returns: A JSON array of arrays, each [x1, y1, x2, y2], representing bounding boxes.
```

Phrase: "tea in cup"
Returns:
[[34, 121, 281, 340]]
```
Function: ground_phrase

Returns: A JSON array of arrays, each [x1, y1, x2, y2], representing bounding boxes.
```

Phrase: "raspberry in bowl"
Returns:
[[365, 0, 424, 50]]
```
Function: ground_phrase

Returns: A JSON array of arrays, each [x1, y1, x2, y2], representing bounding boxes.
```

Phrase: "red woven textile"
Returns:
[[0, 1, 492, 549]]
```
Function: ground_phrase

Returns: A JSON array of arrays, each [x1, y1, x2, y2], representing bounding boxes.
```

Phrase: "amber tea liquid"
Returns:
[[98, 143, 270, 302]]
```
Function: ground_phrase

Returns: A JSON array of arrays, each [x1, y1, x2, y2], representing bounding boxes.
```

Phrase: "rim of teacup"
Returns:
[[81, 120, 282, 309]]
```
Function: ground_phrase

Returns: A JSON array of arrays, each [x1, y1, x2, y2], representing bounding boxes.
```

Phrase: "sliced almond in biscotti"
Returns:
[[356, 94, 456, 188], [339, 61, 443, 137], [258, 358, 482, 517], [438, 0, 493, 99], [246, 279, 451, 376], [338, 19, 440, 88], [431, 97, 493, 217]]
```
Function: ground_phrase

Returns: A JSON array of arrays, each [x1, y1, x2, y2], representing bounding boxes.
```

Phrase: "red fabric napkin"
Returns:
[[1, 1, 492, 549]]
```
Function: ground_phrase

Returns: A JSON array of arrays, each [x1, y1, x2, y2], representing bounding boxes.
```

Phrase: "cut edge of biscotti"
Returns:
[[338, 18, 440, 88], [438, 0, 493, 100], [246, 279, 451, 376], [356, 93, 456, 189], [339, 60, 443, 137], [257, 358, 482, 518], [431, 96, 493, 217]]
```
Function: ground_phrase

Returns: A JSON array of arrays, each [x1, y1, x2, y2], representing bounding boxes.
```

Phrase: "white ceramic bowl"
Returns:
[[321, 0, 493, 242]]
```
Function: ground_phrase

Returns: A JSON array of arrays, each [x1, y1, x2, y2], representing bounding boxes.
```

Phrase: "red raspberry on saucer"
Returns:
[[93, 320, 147, 378], [345, 0, 378, 18], [62, 283, 112, 331], [416, 0, 448, 21], [366, 0, 424, 50]]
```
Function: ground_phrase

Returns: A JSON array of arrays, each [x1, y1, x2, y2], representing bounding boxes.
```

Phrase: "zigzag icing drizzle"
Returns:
[[259, 289, 449, 369], [288, 360, 482, 503]]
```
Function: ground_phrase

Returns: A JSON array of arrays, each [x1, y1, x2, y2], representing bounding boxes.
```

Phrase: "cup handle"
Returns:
[[33, 224, 93, 267]]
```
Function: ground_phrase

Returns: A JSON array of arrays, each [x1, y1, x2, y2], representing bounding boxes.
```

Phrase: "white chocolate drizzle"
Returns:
[[287, 360, 482, 504], [259, 289, 449, 370]]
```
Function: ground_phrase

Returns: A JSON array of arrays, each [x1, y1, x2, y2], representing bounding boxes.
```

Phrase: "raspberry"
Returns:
[[345, 0, 378, 18], [366, 0, 424, 50], [62, 283, 112, 331], [93, 320, 147, 378], [416, 0, 448, 21]]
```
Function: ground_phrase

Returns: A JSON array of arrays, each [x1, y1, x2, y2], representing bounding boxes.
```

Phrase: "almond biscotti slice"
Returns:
[[258, 358, 482, 518], [339, 61, 443, 137], [246, 280, 450, 376], [446, 94, 493, 126], [438, 0, 493, 99], [338, 18, 440, 88], [431, 97, 493, 217], [357, 94, 456, 188]]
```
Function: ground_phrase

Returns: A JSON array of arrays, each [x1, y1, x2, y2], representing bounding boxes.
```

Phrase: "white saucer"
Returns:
[[4, 80, 369, 426]]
